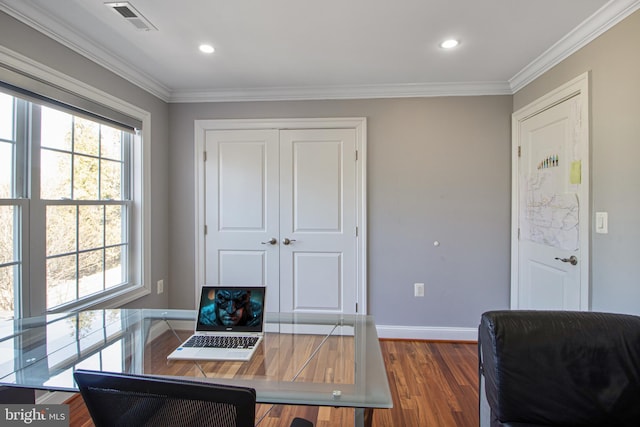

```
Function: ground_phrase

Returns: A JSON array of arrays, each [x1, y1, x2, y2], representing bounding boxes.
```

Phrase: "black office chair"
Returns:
[[74, 370, 313, 427]]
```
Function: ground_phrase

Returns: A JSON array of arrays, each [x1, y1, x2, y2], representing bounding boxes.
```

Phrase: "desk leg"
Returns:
[[354, 408, 373, 427]]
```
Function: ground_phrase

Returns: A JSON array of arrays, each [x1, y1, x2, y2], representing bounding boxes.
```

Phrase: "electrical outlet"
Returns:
[[414, 282, 425, 297], [157, 279, 164, 294]]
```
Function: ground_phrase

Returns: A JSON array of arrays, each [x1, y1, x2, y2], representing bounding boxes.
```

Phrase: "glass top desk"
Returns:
[[0, 309, 392, 427]]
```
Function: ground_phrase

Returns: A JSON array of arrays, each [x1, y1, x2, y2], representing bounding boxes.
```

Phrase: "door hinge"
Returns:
[[355, 226, 358, 237], [355, 302, 358, 313], [204, 151, 207, 162], [518, 228, 520, 239], [518, 146, 521, 158], [204, 225, 208, 235], [355, 150, 358, 161]]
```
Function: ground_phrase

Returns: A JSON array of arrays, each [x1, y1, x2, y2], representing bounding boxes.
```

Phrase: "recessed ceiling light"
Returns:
[[199, 44, 215, 54], [440, 39, 459, 49]]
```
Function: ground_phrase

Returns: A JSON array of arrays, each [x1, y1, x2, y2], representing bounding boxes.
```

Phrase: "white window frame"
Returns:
[[0, 46, 151, 316]]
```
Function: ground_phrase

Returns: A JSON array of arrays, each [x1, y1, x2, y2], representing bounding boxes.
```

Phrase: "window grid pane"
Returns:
[[105, 245, 126, 289], [0, 143, 13, 200], [0, 265, 15, 320], [79, 205, 104, 251], [0, 92, 14, 141], [47, 254, 77, 308], [73, 117, 99, 156], [79, 249, 104, 298], [41, 149, 72, 200], [0, 204, 18, 319], [0, 93, 15, 199], [41, 107, 72, 151], [73, 155, 100, 200], [0, 206, 17, 265], [46, 205, 77, 256]]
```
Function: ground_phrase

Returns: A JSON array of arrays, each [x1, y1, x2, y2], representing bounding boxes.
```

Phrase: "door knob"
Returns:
[[554, 255, 578, 266], [282, 238, 296, 245], [261, 238, 277, 245]]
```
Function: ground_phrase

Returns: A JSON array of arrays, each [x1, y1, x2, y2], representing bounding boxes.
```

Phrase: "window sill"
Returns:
[[48, 284, 151, 314]]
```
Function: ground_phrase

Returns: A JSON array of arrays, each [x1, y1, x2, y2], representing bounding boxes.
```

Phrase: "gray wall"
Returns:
[[514, 10, 640, 316], [169, 97, 513, 327], [0, 11, 170, 310]]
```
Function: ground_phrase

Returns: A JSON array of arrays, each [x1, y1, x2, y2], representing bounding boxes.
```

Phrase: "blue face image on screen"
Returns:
[[197, 287, 265, 331]]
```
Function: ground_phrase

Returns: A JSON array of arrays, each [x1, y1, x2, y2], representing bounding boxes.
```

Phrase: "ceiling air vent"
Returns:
[[105, 2, 157, 31]]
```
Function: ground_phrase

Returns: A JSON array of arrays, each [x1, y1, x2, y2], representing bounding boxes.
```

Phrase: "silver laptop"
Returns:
[[167, 286, 266, 362]]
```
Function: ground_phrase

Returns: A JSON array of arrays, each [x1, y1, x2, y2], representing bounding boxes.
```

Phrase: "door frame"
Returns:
[[194, 117, 368, 312], [511, 72, 590, 310]]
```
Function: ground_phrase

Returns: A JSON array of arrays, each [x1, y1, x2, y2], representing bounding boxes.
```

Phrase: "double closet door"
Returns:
[[204, 127, 359, 315]]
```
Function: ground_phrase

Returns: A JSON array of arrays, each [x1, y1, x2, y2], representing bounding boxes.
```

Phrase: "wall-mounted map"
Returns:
[[520, 171, 579, 251]]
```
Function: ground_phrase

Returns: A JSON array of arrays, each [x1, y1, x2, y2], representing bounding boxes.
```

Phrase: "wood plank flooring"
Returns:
[[66, 339, 479, 427]]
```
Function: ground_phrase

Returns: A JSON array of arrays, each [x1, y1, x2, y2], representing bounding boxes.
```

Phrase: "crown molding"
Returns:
[[0, 1, 171, 102], [169, 81, 512, 103], [2, 0, 638, 102], [510, 0, 640, 93]]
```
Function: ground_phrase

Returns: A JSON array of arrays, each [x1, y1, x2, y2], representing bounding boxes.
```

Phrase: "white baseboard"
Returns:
[[376, 324, 478, 342], [157, 320, 479, 341]]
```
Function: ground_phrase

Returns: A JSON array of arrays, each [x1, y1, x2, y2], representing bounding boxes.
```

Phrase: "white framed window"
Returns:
[[0, 49, 151, 318], [39, 105, 133, 309]]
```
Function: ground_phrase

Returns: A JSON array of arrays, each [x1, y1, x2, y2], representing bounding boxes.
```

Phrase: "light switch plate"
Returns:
[[595, 212, 608, 234]]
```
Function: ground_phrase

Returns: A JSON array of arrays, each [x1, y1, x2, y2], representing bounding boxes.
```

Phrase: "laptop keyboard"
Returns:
[[183, 335, 259, 349]]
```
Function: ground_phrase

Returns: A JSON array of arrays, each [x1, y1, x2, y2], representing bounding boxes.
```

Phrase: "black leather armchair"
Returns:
[[478, 310, 640, 427]]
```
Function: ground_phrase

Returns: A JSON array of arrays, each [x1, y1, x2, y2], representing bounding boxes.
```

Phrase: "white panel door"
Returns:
[[279, 129, 357, 314], [205, 129, 280, 312], [204, 126, 360, 315], [516, 95, 586, 310]]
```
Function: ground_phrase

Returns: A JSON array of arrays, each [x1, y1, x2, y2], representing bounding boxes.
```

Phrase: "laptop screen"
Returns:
[[196, 286, 266, 332]]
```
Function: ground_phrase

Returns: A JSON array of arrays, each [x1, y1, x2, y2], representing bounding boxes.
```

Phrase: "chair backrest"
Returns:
[[73, 369, 256, 427], [479, 310, 640, 427]]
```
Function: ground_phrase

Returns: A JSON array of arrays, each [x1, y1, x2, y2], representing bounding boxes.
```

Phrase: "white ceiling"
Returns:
[[1, 0, 638, 102]]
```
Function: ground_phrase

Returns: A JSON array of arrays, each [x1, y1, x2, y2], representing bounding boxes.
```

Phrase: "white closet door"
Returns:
[[279, 129, 358, 314], [205, 129, 280, 312], [203, 127, 359, 315]]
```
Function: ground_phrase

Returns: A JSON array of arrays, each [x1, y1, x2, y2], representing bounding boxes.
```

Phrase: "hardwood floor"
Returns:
[[66, 340, 479, 427]]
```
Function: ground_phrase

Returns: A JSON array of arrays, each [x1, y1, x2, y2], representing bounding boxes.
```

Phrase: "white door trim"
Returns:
[[511, 72, 590, 310], [194, 118, 368, 313]]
